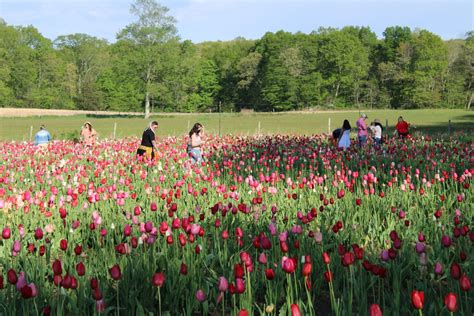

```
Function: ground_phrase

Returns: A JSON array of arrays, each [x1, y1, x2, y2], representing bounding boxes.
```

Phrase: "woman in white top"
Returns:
[[338, 119, 351, 149], [187, 123, 204, 163]]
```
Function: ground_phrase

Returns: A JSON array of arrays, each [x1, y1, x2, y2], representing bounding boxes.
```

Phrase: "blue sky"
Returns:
[[0, 0, 472, 43]]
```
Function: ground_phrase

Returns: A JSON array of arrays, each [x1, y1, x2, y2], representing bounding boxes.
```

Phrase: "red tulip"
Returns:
[[302, 262, 312, 277], [76, 262, 86, 276], [322, 252, 331, 264], [20, 284, 33, 299], [152, 272, 165, 287], [291, 303, 301, 316], [2, 227, 11, 239], [34, 228, 43, 240], [342, 252, 355, 266], [59, 239, 68, 251], [74, 245, 82, 256], [7, 270, 18, 285], [52, 259, 62, 276], [42, 306, 51, 316], [265, 268, 275, 280], [369, 304, 383, 316], [444, 293, 457, 312], [235, 278, 245, 294], [282, 257, 296, 274], [324, 271, 333, 282], [234, 263, 244, 278], [109, 265, 121, 280], [61, 273, 72, 289], [90, 277, 99, 289], [237, 309, 248, 316], [180, 262, 188, 275], [92, 288, 103, 301], [459, 274, 471, 291], [0, 275, 3, 289], [450, 262, 461, 279], [411, 290, 424, 309]]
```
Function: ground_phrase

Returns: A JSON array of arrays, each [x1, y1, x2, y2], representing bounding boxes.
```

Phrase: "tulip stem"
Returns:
[[222, 295, 225, 316], [116, 282, 120, 316], [157, 287, 162, 316], [418, 309, 423, 316]]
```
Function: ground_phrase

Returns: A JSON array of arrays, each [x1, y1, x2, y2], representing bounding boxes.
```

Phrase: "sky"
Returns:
[[0, 0, 472, 43]]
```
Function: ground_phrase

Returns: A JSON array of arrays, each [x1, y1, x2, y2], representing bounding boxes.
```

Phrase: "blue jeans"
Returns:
[[189, 148, 202, 164], [374, 137, 382, 146], [358, 135, 367, 148]]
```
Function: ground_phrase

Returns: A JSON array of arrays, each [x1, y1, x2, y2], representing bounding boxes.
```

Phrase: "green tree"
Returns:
[[117, 0, 178, 118], [54, 34, 109, 110]]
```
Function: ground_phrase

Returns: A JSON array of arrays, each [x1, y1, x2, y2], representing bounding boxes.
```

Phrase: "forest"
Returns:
[[0, 0, 472, 114]]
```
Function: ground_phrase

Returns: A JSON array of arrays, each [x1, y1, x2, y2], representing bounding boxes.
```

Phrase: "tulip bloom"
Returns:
[[444, 293, 457, 312], [369, 304, 383, 316], [195, 289, 206, 302], [52, 259, 62, 276], [152, 272, 165, 287], [265, 268, 275, 280], [281, 257, 296, 274], [411, 290, 424, 309], [76, 262, 86, 276], [109, 265, 121, 281], [218, 276, 228, 292], [324, 271, 333, 282], [459, 274, 471, 291], [450, 262, 461, 280], [322, 252, 330, 265], [302, 262, 312, 277], [2, 227, 11, 239], [291, 303, 301, 316]]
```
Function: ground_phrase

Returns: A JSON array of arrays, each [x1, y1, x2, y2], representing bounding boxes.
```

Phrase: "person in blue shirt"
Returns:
[[34, 125, 52, 146]]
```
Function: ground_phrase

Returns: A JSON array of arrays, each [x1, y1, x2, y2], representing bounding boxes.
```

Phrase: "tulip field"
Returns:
[[0, 133, 472, 315]]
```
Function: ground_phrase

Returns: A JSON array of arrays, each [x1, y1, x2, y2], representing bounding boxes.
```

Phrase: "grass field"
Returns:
[[0, 109, 472, 141]]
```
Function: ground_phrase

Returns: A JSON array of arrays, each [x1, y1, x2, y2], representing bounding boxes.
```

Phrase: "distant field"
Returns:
[[0, 109, 472, 141]]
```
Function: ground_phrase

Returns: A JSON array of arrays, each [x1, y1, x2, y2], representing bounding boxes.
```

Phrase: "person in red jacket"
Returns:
[[395, 116, 410, 138]]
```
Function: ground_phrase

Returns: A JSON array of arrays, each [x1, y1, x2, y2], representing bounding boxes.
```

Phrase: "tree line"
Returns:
[[0, 0, 472, 115]]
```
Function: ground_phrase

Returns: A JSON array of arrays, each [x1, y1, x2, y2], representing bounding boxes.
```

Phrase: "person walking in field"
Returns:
[[81, 122, 98, 146], [338, 120, 351, 149], [187, 123, 205, 164], [395, 116, 410, 138], [137, 121, 159, 160], [34, 125, 52, 147], [356, 113, 368, 148]]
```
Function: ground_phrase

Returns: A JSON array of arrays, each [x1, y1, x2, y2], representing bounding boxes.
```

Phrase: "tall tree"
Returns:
[[117, 0, 178, 118]]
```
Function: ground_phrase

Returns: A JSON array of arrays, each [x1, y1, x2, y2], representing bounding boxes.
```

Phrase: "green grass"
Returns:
[[0, 109, 472, 141]]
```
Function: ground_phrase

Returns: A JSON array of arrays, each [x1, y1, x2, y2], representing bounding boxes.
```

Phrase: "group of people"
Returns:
[[137, 121, 204, 164], [33, 120, 204, 164], [334, 114, 412, 149], [33, 114, 412, 161], [34, 122, 98, 147]]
